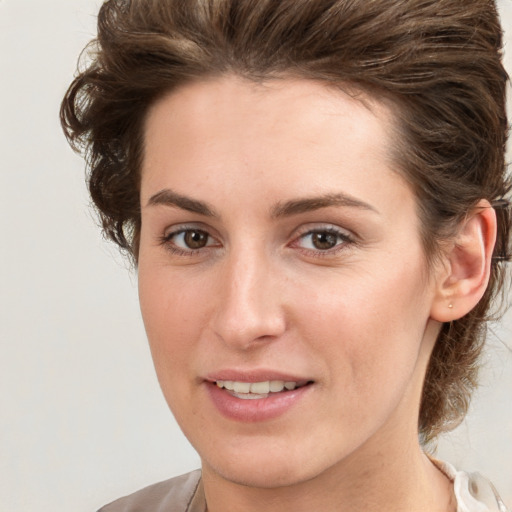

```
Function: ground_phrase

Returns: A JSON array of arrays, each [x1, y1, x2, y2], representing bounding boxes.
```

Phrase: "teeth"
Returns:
[[216, 380, 299, 394], [270, 380, 285, 392], [233, 382, 251, 393], [250, 381, 270, 394], [216, 380, 235, 390], [232, 392, 268, 400]]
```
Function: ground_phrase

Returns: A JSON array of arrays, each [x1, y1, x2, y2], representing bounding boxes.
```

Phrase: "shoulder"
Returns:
[[435, 460, 510, 512], [97, 469, 204, 512]]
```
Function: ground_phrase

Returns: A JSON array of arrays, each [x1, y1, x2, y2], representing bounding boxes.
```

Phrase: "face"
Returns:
[[138, 76, 443, 489]]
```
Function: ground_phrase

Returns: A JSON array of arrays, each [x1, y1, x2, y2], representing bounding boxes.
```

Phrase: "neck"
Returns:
[[202, 434, 455, 512]]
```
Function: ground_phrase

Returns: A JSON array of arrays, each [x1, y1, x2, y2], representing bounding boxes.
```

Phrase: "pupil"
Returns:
[[313, 232, 337, 250], [185, 230, 207, 249]]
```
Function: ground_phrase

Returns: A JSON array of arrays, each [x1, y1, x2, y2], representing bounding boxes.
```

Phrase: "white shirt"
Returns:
[[436, 460, 510, 512]]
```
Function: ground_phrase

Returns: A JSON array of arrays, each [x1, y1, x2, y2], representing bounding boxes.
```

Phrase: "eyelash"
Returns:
[[291, 226, 355, 257], [158, 225, 355, 257], [158, 227, 218, 256]]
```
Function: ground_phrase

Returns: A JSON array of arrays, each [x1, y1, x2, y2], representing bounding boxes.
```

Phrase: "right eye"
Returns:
[[161, 228, 218, 254]]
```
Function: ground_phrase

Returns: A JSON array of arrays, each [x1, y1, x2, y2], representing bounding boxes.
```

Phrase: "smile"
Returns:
[[205, 370, 314, 421], [215, 380, 306, 399]]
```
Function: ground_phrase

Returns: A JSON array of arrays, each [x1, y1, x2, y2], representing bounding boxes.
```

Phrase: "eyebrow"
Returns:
[[146, 188, 378, 218], [147, 189, 218, 217], [271, 193, 378, 218]]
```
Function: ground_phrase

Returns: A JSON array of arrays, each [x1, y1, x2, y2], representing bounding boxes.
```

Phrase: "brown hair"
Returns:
[[61, 0, 511, 442]]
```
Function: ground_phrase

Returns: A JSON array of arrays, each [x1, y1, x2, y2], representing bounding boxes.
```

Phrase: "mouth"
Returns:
[[204, 370, 315, 421], [214, 379, 311, 400]]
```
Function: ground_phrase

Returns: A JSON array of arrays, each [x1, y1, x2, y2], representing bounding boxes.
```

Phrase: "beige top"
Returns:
[[98, 470, 205, 512], [97, 466, 510, 512]]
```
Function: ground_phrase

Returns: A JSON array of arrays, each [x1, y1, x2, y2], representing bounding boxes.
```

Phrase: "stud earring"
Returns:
[[448, 303, 453, 309]]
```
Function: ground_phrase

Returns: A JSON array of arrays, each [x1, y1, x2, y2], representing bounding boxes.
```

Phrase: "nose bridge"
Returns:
[[212, 243, 285, 348]]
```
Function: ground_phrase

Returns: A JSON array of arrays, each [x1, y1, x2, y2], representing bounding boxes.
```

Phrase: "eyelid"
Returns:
[[293, 223, 355, 240], [289, 223, 357, 254], [162, 221, 205, 238], [158, 223, 221, 255], [160, 221, 220, 240]]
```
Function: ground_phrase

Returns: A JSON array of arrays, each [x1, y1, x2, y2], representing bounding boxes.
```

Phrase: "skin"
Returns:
[[137, 76, 493, 511]]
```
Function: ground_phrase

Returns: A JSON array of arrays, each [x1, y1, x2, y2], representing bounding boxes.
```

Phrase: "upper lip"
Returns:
[[204, 369, 312, 384]]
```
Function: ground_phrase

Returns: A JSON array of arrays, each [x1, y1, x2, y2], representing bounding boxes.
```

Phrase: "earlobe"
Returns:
[[430, 200, 497, 322]]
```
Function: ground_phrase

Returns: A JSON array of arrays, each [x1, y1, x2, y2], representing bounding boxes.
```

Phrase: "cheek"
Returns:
[[295, 257, 432, 387], [137, 265, 215, 432], [138, 265, 206, 379]]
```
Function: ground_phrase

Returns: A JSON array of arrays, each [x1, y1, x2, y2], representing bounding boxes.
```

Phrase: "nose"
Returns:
[[211, 249, 287, 350]]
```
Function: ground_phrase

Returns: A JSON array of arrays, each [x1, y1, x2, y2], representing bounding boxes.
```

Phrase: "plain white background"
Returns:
[[0, 1, 511, 510]]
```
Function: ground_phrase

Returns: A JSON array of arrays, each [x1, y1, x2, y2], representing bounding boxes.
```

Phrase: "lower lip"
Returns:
[[205, 382, 312, 422]]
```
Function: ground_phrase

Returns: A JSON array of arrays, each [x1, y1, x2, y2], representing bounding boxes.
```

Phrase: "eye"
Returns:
[[177, 229, 210, 249], [161, 227, 217, 253], [294, 227, 353, 252]]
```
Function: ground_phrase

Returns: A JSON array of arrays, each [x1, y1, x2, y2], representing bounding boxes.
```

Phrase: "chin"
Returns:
[[206, 456, 318, 489], [199, 435, 344, 490]]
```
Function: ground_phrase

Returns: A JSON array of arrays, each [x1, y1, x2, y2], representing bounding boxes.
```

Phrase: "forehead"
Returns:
[[145, 75, 394, 137], [140, 75, 415, 216], [141, 75, 400, 191]]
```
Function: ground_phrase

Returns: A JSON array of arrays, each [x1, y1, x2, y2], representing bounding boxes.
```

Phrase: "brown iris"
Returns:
[[311, 231, 338, 250], [184, 230, 209, 249]]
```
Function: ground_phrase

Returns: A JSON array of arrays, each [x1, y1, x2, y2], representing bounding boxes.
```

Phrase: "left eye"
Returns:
[[297, 230, 349, 251]]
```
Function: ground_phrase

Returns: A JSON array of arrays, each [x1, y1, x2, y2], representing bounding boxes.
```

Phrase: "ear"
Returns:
[[430, 200, 497, 322]]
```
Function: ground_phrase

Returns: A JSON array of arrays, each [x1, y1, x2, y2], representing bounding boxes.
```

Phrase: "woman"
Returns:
[[61, 0, 511, 510]]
